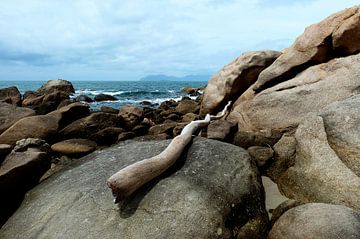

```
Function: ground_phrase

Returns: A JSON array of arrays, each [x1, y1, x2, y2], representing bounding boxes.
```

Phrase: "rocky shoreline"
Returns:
[[1, 5, 360, 239]]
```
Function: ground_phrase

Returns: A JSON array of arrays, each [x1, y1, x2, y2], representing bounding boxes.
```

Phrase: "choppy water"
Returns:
[[0, 80, 207, 109]]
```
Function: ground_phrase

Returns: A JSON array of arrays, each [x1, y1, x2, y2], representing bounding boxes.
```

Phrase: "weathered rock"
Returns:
[[173, 123, 187, 137], [100, 105, 118, 114], [253, 6, 360, 93], [118, 105, 143, 129], [94, 93, 117, 102], [0, 138, 269, 238], [276, 115, 360, 210], [117, 132, 135, 141], [270, 200, 304, 226], [59, 112, 121, 139], [0, 103, 36, 134], [165, 113, 180, 121], [49, 102, 90, 130], [56, 99, 75, 109], [182, 112, 199, 122], [201, 51, 280, 114], [268, 203, 360, 239], [159, 99, 178, 110], [51, 139, 97, 156], [232, 130, 282, 149], [131, 125, 148, 136], [0, 86, 21, 105], [248, 146, 274, 167], [182, 86, 203, 96], [0, 115, 59, 146], [13, 138, 50, 153], [22, 94, 44, 107], [148, 121, 177, 136], [228, 53, 360, 141], [206, 119, 235, 141], [0, 150, 50, 226], [319, 95, 360, 176], [75, 94, 93, 103], [90, 127, 125, 145], [37, 79, 75, 95], [175, 99, 199, 115], [0, 144, 12, 164]]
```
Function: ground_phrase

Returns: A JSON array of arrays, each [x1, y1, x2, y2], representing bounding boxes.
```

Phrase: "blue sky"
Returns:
[[0, 0, 358, 81]]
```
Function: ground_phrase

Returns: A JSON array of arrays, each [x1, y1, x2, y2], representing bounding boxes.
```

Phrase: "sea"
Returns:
[[0, 80, 207, 109]]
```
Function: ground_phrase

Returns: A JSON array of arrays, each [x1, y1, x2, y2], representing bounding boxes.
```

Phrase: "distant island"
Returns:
[[139, 74, 210, 81]]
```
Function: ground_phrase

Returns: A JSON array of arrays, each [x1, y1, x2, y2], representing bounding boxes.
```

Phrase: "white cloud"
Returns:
[[0, 0, 358, 80]]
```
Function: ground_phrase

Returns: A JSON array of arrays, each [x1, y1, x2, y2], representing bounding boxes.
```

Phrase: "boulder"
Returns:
[[94, 93, 117, 102], [0, 144, 12, 164], [175, 99, 199, 115], [276, 115, 360, 210], [117, 132, 135, 141], [201, 51, 280, 114], [49, 102, 90, 130], [182, 112, 199, 122], [268, 203, 360, 239], [148, 121, 177, 136], [37, 79, 75, 95], [75, 95, 93, 103], [100, 106, 118, 114], [59, 112, 122, 139], [206, 119, 236, 141], [228, 53, 360, 142], [118, 105, 143, 129], [51, 139, 97, 156], [0, 150, 50, 226], [248, 146, 274, 167], [22, 94, 44, 107], [270, 200, 304, 226], [0, 86, 21, 105], [0, 138, 269, 238], [13, 138, 50, 153], [252, 6, 360, 93], [0, 103, 36, 134], [90, 127, 125, 145]]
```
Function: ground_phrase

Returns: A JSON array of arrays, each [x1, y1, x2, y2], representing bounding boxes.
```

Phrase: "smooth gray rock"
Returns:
[[269, 203, 360, 239], [0, 137, 269, 239]]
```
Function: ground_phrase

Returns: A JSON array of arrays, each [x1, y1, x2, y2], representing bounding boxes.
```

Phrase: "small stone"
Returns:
[[51, 139, 97, 157]]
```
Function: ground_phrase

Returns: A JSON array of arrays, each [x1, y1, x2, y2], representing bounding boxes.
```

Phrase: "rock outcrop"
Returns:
[[0, 138, 269, 238], [268, 203, 360, 239]]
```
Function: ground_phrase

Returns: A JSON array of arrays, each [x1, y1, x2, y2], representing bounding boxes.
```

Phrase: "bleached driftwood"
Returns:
[[107, 101, 232, 203]]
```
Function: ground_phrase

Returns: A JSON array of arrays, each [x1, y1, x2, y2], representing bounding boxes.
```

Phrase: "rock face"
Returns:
[[201, 51, 281, 114], [228, 53, 360, 140], [276, 115, 360, 210], [37, 79, 75, 95], [0, 138, 269, 238], [0, 150, 50, 226], [268, 203, 360, 239], [0, 86, 21, 105], [0, 103, 36, 134], [253, 5, 360, 93]]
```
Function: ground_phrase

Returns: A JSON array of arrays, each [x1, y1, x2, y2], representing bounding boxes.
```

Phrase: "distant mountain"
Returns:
[[139, 74, 210, 82]]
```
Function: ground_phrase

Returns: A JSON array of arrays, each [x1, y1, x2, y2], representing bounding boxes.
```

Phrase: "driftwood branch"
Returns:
[[107, 101, 232, 203]]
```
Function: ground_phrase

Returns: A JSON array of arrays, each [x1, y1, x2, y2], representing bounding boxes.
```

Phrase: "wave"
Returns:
[[75, 89, 172, 97]]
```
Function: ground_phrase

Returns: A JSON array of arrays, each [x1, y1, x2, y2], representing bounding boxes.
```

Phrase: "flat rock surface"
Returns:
[[0, 137, 269, 239]]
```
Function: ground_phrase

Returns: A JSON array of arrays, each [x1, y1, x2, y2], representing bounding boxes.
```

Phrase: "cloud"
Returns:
[[0, 0, 358, 80]]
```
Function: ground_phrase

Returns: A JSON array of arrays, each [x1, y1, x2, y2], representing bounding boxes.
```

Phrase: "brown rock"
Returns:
[[0, 144, 12, 164], [117, 132, 135, 141], [269, 203, 360, 239], [37, 79, 75, 95], [90, 127, 125, 145], [175, 99, 199, 115], [76, 95, 93, 103], [0, 150, 50, 226], [248, 146, 274, 167], [94, 93, 117, 102], [0, 86, 21, 105], [206, 119, 235, 141], [228, 53, 360, 140], [22, 94, 44, 107], [253, 6, 360, 93], [0, 102, 36, 134], [51, 139, 97, 156], [149, 121, 177, 135], [181, 112, 199, 122], [201, 51, 280, 114], [270, 200, 304, 226], [173, 123, 187, 136], [118, 105, 143, 129], [100, 106, 118, 114]]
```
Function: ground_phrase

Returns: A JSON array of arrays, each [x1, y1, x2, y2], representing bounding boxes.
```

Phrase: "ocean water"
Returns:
[[0, 80, 207, 109]]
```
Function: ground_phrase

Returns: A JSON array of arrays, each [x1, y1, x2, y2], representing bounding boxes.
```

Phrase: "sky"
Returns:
[[0, 0, 358, 81]]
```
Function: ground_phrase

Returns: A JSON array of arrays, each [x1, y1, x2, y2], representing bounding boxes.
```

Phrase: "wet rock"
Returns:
[[0, 86, 21, 106], [269, 203, 360, 239], [94, 93, 117, 102], [51, 139, 97, 157], [0, 138, 269, 238], [75, 95, 93, 103]]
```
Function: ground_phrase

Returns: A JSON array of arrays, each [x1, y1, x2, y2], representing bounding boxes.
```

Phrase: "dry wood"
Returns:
[[107, 101, 231, 203]]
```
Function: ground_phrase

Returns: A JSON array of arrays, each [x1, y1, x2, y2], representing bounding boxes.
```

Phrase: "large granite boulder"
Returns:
[[0, 86, 21, 106], [252, 5, 360, 93], [0, 103, 36, 134], [118, 105, 144, 129], [228, 53, 360, 142], [37, 79, 75, 95], [201, 51, 280, 114], [0, 138, 269, 238], [275, 114, 360, 210], [0, 150, 50, 227], [268, 203, 360, 239]]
